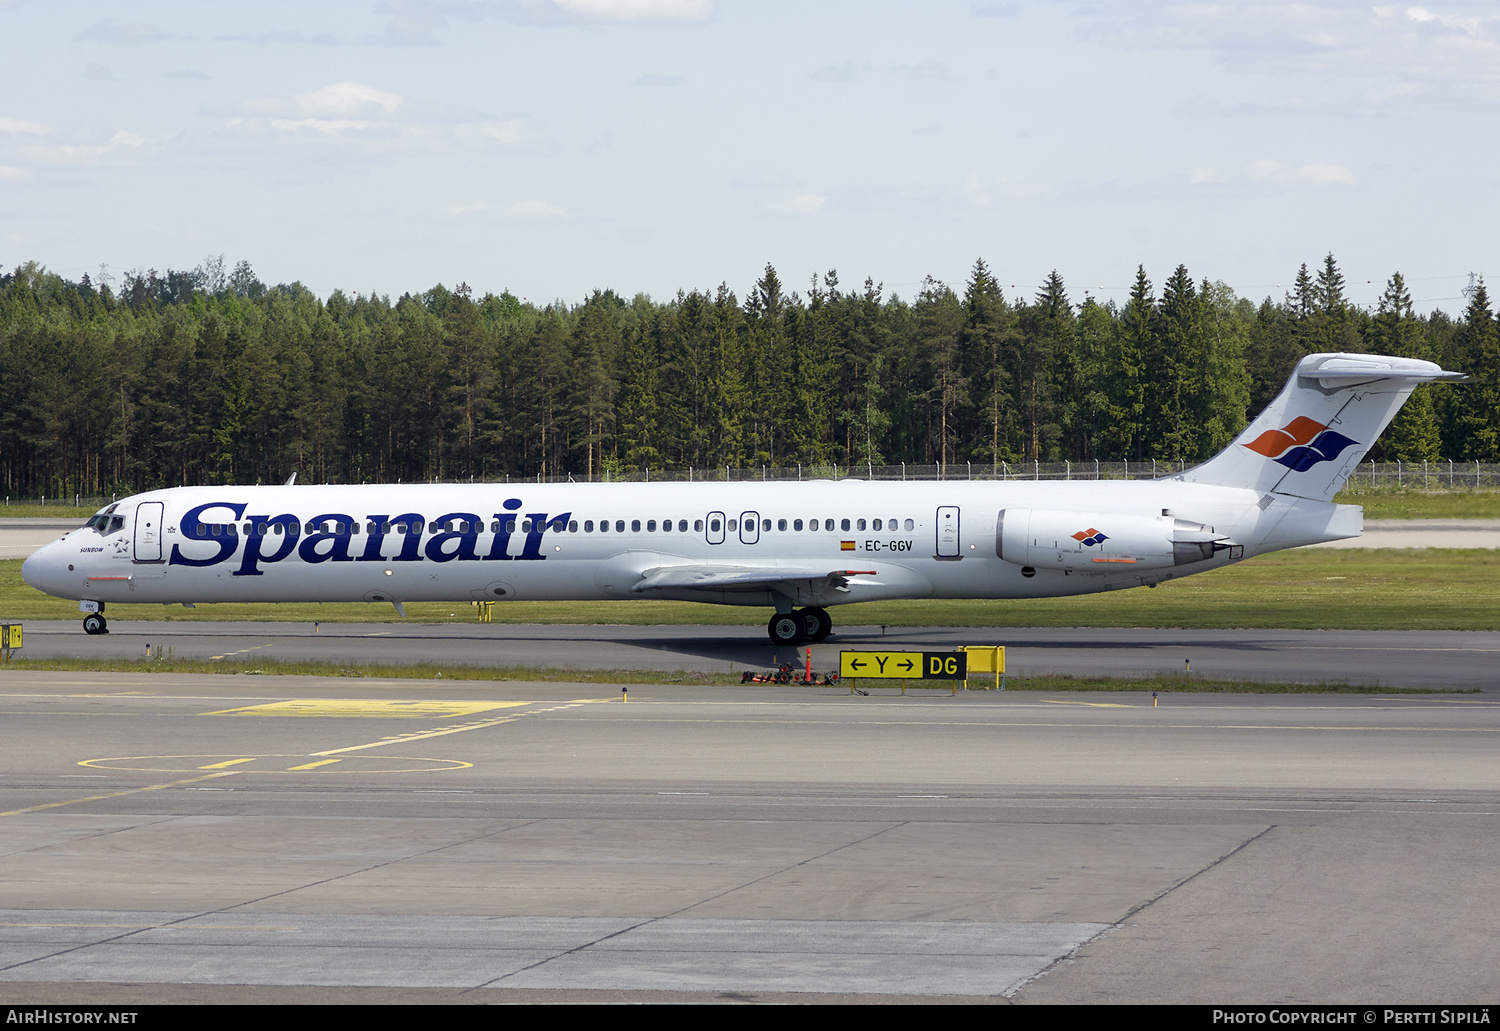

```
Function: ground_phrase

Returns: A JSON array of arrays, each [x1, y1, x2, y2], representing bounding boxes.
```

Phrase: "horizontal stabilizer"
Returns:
[[1174, 352, 1465, 502]]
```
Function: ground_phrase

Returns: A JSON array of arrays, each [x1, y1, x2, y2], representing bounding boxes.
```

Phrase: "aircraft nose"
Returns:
[[21, 541, 69, 597]]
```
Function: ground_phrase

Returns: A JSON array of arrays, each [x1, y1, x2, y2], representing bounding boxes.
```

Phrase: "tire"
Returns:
[[800, 607, 833, 642], [83, 613, 105, 635], [767, 612, 805, 645]]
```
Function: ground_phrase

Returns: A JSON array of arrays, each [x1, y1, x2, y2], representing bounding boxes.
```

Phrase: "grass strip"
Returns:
[[4, 548, 1499, 631]]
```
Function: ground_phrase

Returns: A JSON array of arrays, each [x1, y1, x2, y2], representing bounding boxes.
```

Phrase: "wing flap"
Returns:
[[630, 565, 876, 594]]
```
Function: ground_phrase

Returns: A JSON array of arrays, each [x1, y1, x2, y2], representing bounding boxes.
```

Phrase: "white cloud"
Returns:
[[223, 82, 542, 154], [506, 199, 568, 217], [75, 20, 173, 44], [776, 194, 826, 214], [292, 82, 402, 118], [1189, 166, 1228, 184], [0, 118, 50, 135], [552, 0, 712, 22], [898, 60, 956, 81], [809, 61, 869, 82], [19, 130, 145, 166], [0, 166, 28, 181], [1249, 159, 1357, 186], [489, 0, 713, 24], [1071, 1, 1500, 108]]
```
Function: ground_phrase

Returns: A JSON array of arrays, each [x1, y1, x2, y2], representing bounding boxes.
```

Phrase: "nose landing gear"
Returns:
[[83, 612, 108, 635]]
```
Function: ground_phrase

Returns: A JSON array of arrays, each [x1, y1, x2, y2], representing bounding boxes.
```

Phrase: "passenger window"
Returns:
[[794, 519, 803, 531], [568, 520, 578, 532], [778, 519, 787, 531], [679, 520, 688, 532], [904, 518, 914, 530], [841, 518, 850, 531], [727, 520, 737, 531], [873, 518, 882, 531], [616, 520, 625, 532], [762, 519, 770, 531], [585, 520, 594, 532], [857, 518, 866, 531], [696, 519, 704, 531], [632, 519, 641, 532]]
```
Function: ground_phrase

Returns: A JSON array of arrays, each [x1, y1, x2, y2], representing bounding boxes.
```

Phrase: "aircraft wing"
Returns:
[[630, 565, 876, 594]]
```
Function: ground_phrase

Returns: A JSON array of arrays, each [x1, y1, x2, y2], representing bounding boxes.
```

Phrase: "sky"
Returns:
[[2, 0, 1497, 313]]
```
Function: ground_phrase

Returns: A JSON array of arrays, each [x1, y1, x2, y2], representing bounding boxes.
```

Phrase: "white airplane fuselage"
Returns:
[[19, 352, 1464, 642], [21, 477, 1351, 606]]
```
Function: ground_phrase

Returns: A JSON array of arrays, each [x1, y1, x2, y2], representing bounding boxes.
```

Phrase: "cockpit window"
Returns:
[[85, 513, 125, 536]]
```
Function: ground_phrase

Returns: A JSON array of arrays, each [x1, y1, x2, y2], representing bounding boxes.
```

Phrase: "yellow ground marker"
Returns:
[[286, 758, 342, 771], [203, 699, 533, 718], [198, 757, 257, 769], [0, 772, 236, 818]]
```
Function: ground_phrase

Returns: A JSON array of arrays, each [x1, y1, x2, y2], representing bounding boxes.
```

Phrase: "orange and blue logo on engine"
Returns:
[[1071, 528, 1108, 547], [1242, 416, 1359, 473]]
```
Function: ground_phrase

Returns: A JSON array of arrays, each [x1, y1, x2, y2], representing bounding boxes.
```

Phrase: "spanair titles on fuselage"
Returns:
[[170, 498, 572, 576]]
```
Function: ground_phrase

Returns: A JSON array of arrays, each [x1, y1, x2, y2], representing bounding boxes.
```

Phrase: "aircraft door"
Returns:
[[739, 510, 760, 545], [134, 501, 165, 562], [935, 505, 960, 558], [706, 511, 726, 545]]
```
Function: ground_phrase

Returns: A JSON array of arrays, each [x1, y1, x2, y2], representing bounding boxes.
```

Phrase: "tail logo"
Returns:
[[1243, 416, 1360, 473], [1071, 528, 1108, 547]]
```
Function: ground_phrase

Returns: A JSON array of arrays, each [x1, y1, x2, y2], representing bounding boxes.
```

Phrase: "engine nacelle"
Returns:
[[996, 508, 1228, 571]]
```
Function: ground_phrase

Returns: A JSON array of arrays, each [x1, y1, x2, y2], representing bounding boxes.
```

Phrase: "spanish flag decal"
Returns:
[[840, 540, 856, 551]]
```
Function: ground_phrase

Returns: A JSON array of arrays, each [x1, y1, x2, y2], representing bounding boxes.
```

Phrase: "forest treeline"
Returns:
[[1, 253, 1497, 498]]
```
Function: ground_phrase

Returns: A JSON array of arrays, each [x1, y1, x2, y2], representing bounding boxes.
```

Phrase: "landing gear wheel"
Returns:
[[83, 613, 107, 635], [799, 606, 833, 642], [767, 612, 805, 645]]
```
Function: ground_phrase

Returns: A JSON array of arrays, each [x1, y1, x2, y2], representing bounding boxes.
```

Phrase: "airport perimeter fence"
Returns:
[[7, 460, 1500, 507]]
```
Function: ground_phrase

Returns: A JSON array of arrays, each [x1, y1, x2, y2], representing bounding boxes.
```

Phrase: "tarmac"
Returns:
[[0, 673, 1496, 1004]]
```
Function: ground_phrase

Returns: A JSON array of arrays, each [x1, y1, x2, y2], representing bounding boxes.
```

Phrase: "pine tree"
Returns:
[[959, 259, 1016, 466], [1370, 273, 1441, 461]]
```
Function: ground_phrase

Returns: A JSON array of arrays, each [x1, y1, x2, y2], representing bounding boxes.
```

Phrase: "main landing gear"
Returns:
[[83, 612, 108, 635], [766, 607, 832, 645]]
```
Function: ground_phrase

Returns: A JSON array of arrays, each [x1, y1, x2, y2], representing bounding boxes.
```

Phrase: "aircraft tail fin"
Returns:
[[1171, 353, 1466, 502]]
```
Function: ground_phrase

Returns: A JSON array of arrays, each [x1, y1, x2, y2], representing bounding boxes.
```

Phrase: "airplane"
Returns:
[[22, 352, 1465, 644]]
